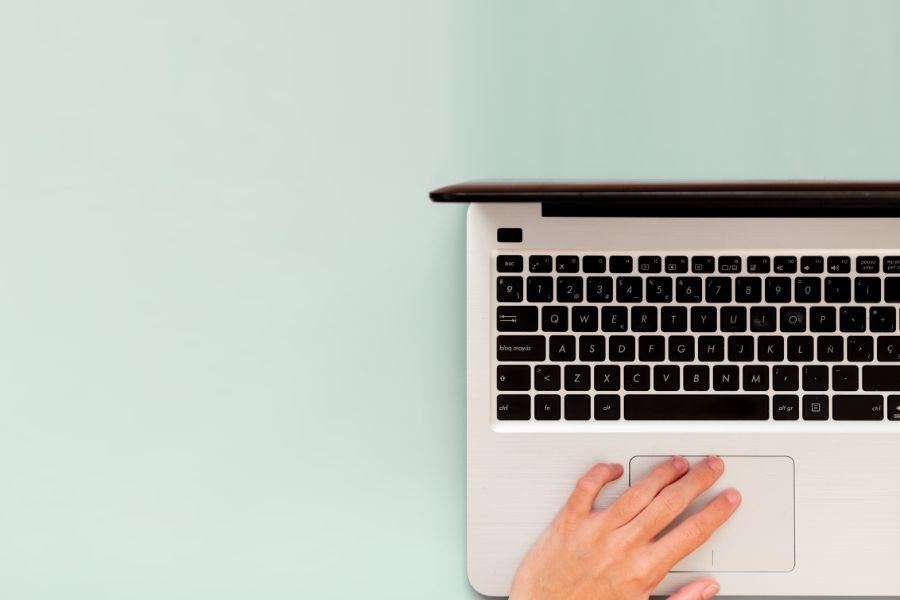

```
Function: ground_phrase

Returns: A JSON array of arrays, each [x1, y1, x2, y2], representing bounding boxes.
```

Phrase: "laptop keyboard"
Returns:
[[494, 252, 900, 422]]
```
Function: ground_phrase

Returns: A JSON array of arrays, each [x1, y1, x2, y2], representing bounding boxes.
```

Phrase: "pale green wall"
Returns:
[[0, 1, 898, 598]]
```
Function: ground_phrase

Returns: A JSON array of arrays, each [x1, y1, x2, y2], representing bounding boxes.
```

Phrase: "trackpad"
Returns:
[[629, 456, 794, 572]]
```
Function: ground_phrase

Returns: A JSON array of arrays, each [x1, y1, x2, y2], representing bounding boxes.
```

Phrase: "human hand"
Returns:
[[509, 456, 740, 600]]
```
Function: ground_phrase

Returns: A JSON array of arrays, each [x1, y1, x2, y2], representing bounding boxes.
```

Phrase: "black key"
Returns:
[[564, 394, 592, 420], [827, 256, 851, 273], [832, 365, 859, 391], [594, 365, 620, 391], [609, 336, 636, 361], [728, 333, 756, 360], [713, 365, 740, 391], [665, 256, 688, 273], [601, 306, 628, 332], [692, 256, 715, 273], [747, 256, 771, 273], [743, 365, 769, 391], [556, 255, 579, 273], [624, 365, 651, 391], [774, 256, 797, 274], [610, 256, 633, 273], [542, 306, 568, 332], [557, 277, 584, 302], [800, 256, 824, 274], [579, 336, 606, 362], [855, 277, 881, 303], [889, 396, 900, 420], [669, 336, 695, 361], [584, 256, 607, 273], [824, 277, 851, 303], [787, 336, 814, 362], [718, 256, 741, 273], [802, 395, 829, 420], [758, 336, 784, 361], [886, 278, 900, 302], [616, 277, 643, 302], [794, 278, 821, 303], [564, 365, 591, 391], [676, 277, 702, 303], [690, 307, 717, 332], [586, 276, 614, 303], [534, 365, 561, 391], [750, 307, 777, 332], [735, 277, 762, 303], [631, 307, 658, 332], [534, 394, 561, 420], [638, 336, 665, 362], [817, 336, 844, 362], [699, 336, 725, 362], [884, 257, 900, 273], [624, 394, 768, 420], [863, 366, 900, 390], [594, 395, 621, 420], [839, 307, 866, 332], [705, 277, 732, 303], [810, 307, 837, 332], [833, 395, 884, 420], [646, 277, 673, 303], [497, 276, 523, 302], [497, 395, 531, 420], [780, 307, 807, 332], [773, 395, 800, 420], [877, 337, 900, 361], [571, 306, 599, 332], [765, 277, 792, 302], [497, 306, 538, 332], [847, 336, 874, 362], [857, 256, 879, 273], [772, 365, 799, 391], [638, 256, 662, 273], [654, 365, 680, 391], [497, 365, 530, 391], [870, 307, 897, 333], [548, 335, 576, 361], [497, 255, 523, 272], [497, 336, 545, 361], [529, 255, 552, 273], [721, 307, 747, 332], [661, 307, 688, 332], [802, 365, 828, 391], [684, 366, 710, 390], [526, 276, 553, 302]]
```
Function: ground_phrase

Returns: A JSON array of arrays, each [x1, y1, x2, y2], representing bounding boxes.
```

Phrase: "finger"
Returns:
[[667, 577, 720, 600], [652, 488, 741, 570], [625, 455, 725, 541], [599, 456, 689, 528], [563, 462, 624, 517]]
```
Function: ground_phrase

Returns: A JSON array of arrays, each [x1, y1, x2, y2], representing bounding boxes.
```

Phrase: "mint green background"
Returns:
[[0, 1, 899, 598]]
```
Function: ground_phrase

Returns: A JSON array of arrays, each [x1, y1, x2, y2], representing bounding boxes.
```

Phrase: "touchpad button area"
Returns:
[[629, 456, 795, 573]]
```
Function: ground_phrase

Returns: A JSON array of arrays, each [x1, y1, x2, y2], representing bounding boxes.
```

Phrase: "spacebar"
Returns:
[[624, 395, 769, 420]]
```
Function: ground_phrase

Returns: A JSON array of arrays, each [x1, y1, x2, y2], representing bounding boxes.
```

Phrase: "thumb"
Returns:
[[667, 578, 720, 600]]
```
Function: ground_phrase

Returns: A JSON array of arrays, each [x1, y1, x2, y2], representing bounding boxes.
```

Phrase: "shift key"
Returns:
[[862, 366, 900, 391], [497, 335, 546, 361]]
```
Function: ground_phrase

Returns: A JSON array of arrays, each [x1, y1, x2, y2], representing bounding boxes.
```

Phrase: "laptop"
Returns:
[[431, 181, 900, 597]]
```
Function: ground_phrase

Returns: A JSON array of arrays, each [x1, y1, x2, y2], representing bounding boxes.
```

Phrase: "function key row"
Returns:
[[497, 254, 900, 274]]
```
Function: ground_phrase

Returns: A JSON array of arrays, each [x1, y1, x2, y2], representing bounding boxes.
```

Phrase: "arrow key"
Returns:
[[889, 395, 900, 421]]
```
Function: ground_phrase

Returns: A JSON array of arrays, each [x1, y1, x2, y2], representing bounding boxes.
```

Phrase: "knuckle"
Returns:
[[628, 554, 659, 583], [680, 521, 706, 544], [574, 475, 596, 496], [659, 489, 685, 514]]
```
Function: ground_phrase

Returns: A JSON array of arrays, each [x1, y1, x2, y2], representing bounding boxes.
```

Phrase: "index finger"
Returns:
[[649, 488, 741, 571]]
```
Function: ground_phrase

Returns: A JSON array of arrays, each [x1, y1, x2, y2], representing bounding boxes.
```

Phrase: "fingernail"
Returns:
[[724, 489, 741, 505], [672, 456, 688, 472], [702, 582, 720, 600], [706, 455, 724, 473]]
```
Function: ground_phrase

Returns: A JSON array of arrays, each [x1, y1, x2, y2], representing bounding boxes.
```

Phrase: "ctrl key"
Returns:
[[497, 395, 531, 420]]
